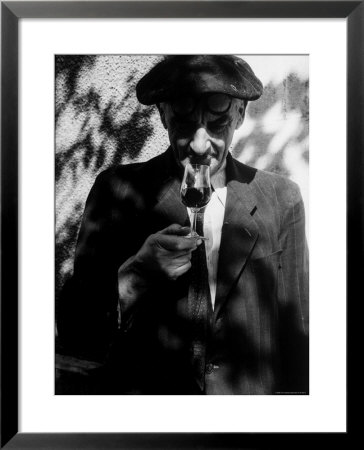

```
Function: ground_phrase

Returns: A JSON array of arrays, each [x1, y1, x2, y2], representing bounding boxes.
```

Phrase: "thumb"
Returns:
[[159, 224, 191, 236]]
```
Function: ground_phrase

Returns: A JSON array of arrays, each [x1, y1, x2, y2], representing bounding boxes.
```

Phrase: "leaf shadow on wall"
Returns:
[[55, 56, 156, 320]]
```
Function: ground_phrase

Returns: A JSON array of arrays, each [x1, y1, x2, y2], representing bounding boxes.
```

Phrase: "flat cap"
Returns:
[[136, 55, 263, 105]]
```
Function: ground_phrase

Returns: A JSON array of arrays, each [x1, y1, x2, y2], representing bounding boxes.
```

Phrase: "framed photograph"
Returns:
[[1, 1, 360, 448]]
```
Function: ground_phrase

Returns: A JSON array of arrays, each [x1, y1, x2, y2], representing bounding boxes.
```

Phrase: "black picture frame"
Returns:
[[1, 1, 360, 448]]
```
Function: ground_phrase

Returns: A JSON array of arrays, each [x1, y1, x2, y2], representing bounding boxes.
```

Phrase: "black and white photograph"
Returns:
[[1, 0, 358, 444], [55, 54, 309, 395]]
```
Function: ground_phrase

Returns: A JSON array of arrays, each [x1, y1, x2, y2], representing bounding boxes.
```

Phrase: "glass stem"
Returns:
[[191, 209, 198, 236]]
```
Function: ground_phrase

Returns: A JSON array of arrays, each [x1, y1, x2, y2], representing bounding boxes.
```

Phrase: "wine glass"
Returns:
[[180, 164, 212, 239]]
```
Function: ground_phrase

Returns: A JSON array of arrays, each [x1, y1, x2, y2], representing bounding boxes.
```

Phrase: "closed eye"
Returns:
[[208, 118, 232, 132]]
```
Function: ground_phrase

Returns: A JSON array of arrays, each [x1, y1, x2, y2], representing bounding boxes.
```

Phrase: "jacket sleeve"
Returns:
[[277, 183, 309, 394], [57, 169, 147, 361]]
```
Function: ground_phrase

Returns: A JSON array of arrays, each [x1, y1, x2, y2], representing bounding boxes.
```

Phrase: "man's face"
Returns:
[[159, 93, 246, 176]]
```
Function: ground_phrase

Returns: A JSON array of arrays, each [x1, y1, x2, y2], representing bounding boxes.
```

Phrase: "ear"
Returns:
[[235, 100, 247, 129], [157, 103, 168, 129]]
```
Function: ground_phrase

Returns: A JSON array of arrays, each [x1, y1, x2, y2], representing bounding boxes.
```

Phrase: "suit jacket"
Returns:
[[58, 147, 309, 395]]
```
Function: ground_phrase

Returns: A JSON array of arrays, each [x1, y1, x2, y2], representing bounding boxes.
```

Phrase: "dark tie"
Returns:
[[188, 210, 212, 392]]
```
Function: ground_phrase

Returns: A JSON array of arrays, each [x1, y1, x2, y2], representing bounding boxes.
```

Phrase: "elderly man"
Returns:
[[58, 55, 309, 395]]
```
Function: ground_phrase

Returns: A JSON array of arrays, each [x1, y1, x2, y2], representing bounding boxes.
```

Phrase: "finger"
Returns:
[[157, 235, 198, 252], [170, 249, 195, 259], [173, 255, 192, 265], [171, 261, 192, 278], [188, 236, 203, 246], [159, 224, 191, 236]]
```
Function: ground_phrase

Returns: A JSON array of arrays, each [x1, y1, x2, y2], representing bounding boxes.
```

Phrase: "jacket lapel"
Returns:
[[214, 156, 260, 318]]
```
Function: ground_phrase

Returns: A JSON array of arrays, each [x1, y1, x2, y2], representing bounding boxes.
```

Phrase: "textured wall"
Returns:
[[55, 55, 309, 310]]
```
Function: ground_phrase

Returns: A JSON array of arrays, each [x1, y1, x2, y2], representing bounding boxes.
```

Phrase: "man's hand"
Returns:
[[117, 224, 200, 316], [134, 224, 201, 281]]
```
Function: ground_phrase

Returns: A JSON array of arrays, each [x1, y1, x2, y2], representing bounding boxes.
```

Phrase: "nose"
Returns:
[[189, 126, 211, 157]]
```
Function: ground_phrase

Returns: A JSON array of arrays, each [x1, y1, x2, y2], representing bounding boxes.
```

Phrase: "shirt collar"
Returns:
[[211, 160, 227, 190], [211, 162, 227, 208]]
